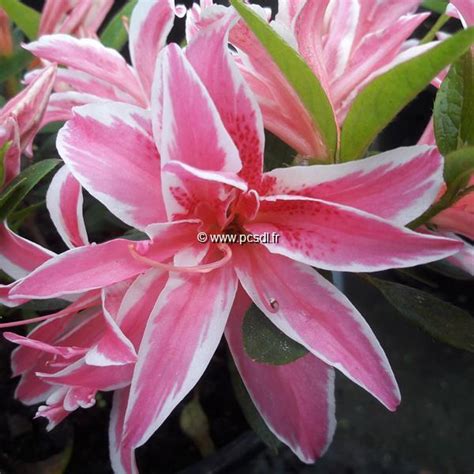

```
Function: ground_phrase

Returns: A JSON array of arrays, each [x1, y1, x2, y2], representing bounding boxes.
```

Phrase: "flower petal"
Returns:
[[0, 223, 55, 280], [57, 102, 166, 230], [186, 14, 265, 189], [233, 245, 400, 410], [263, 145, 443, 225], [0, 65, 56, 149], [120, 265, 237, 472], [152, 43, 241, 173], [10, 239, 149, 299], [129, 0, 175, 98], [246, 195, 463, 272], [24, 35, 146, 105], [47, 166, 89, 249], [225, 286, 336, 462]]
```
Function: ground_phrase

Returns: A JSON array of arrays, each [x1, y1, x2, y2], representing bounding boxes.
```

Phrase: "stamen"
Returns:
[[128, 244, 232, 274]]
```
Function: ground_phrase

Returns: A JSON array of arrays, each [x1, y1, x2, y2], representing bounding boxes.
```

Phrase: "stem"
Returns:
[[420, 13, 450, 45]]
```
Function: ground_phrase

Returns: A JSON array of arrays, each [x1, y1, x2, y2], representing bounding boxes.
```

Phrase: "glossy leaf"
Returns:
[[243, 304, 308, 365], [0, 0, 40, 39], [434, 51, 474, 155], [340, 27, 474, 161], [228, 357, 281, 451], [366, 275, 474, 352], [100, 0, 137, 50], [0, 159, 60, 219], [231, 0, 338, 161]]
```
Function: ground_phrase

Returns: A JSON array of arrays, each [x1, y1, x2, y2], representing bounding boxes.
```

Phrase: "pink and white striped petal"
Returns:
[[38, 91, 109, 129], [109, 388, 133, 474], [24, 35, 146, 106], [129, 0, 175, 99], [47, 166, 89, 249], [323, 0, 360, 79], [10, 239, 149, 299], [225, 286, 336, 462], [84, 286, 138, 367], [186, 14, 265, 189], [0, 65, 56, 150], [115, 268, 168, 349], [57, 102, 166, 230], [120, 266, 238, 473], [233, 245, 400, 410], [246, 195, 462, 272], [153, 44, 241, 173], [263, 145, 443, 225], [36, 358, 133, 391], [0, 223, 55, 280]]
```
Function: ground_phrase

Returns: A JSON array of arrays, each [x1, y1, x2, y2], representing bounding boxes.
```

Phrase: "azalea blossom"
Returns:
[[5, 14, 463, 473], [38, 0, 113, 38], [187, 0, 435, 159]]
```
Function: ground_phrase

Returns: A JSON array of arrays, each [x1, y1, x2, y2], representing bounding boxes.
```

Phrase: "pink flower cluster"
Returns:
[[0, 1, 472, 473]]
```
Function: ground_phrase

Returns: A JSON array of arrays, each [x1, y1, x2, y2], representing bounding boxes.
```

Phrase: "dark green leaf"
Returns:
[[366, 275, 474, 352], [0, 159, 60, 219], [231, 0, 338, 161], [422, 0, 449, 14], [434, 51, 474, 155], [243, 304, 308, 365], [340, 27, 474, 161], [100, 0, 137, 50], [7, 200, 45, 231], [0, 48, 32, 83], [228, 356, 281, 451], [0, 0, 40, 39]]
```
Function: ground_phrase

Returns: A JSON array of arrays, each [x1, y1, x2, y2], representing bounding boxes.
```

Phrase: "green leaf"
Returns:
[[7, 200, 45, 232], [422, 0, 449, 14], [100, 0, 137, 50], [228, 357, 281, 451], [0, 159, 60, 219], [0, 48, 32, 83], [243, 304, 308, 365], [0, 0, 40, 39], [231, 0, 337, 161], [444, 146, 474, 187], [340, 27, 474, 161], [366, 275, 474, 352], [434, 51, 474, 155]]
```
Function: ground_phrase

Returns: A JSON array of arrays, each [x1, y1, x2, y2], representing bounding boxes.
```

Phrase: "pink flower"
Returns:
[[188, 0, 433, 158], [447, 0, 474, 28], [8, 16, 462, 473], [38, 0, 113, 38], [19, 0, 181, 251], [0, 65, 57, 307]]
